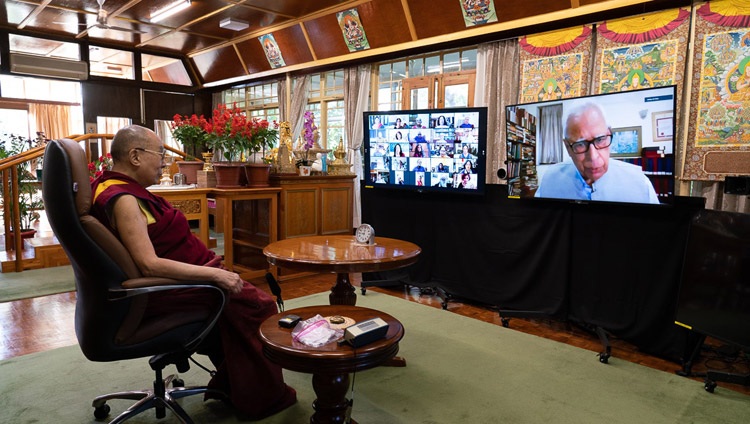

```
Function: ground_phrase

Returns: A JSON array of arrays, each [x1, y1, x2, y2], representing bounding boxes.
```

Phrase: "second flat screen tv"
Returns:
[[363, 107, 487, 195], [505, 85, 677, 206]]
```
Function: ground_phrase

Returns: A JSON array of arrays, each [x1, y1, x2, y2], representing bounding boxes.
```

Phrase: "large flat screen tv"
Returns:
[[363, 107, 487, 195], [675, 209, 750, 351], [504, 85, 677, 206]]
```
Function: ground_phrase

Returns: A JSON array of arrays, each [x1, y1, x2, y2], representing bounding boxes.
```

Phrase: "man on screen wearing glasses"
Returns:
[[535, 102, 659, 204]]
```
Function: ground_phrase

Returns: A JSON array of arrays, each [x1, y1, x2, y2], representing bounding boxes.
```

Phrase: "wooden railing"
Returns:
[[1, 133, 196, 272]]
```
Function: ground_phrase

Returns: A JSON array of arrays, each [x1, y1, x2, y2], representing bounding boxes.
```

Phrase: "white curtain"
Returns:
[[344, 64, 371, 227], [289, 76, 311, 144], [474, 40, 519, 184], [538, 104, 564, 164], [28, 103, 71, 139]]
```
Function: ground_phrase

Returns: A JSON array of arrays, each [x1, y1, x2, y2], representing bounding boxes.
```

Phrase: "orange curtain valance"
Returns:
[[597, 8, 690, 44], [519, 26, 591, 57]]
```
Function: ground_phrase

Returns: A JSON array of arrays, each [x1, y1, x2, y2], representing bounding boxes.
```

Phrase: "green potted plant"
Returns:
[[170, 113, 209, 185], [1, 134, 44, 240]]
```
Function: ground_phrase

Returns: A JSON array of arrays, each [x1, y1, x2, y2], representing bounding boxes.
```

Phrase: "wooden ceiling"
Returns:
[[2, 0, 680, 89]]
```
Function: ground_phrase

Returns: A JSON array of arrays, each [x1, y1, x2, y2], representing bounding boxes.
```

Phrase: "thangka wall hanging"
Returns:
[[683, 0, 750, 181], [259, 34, 285, 69], [518, 26, 592, 103], [460, 0, 498, 27], [337, 9, 370, 52], [593, 8, 690, 95]]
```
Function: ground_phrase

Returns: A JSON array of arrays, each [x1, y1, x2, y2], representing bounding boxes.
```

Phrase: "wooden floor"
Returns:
[[1, 271, 748, 397]]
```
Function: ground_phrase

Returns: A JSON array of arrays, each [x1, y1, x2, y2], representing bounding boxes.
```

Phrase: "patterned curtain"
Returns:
[[475, 39, 519, 184], [343, 64, 371, 227], [682, 0, 750, 213]]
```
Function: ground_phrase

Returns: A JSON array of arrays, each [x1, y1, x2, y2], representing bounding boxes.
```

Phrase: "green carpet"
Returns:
[[0, 265, 75, 302], [2, 291, 749, 423]]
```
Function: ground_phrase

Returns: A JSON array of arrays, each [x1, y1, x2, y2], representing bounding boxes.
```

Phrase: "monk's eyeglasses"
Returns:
[[134, 147, 166, 161]]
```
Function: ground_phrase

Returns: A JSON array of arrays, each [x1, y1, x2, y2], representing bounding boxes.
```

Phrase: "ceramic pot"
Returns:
[[213, 162, 245, 188], [298, 165, 312, 176], [176, 160, 203, 184], [245, 163, 272, 187]]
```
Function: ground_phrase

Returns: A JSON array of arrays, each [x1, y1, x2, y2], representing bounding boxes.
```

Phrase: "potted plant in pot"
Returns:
[[203, 103, 254, 188], [1, 134, 45, 242], [295, 111, 316, 176], [244, 118, 279, 187], [170, 113, 209, 185]]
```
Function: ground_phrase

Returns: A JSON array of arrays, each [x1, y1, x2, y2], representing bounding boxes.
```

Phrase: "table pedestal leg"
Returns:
[[311, 373, 357, 424], [330, 273, 357, 305]]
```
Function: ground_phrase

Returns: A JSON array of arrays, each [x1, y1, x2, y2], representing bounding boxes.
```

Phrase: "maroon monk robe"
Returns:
[[90, 171, 296, 420]]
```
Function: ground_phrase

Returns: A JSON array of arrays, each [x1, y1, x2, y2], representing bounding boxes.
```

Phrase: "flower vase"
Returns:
[[298, 165, 312, 176]]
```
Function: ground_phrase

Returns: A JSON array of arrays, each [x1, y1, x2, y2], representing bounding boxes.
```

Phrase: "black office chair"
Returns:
[[42, 138, 227, 423]]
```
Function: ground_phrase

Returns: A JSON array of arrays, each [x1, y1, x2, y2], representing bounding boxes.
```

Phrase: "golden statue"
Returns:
[[276, 121, 297, 174]]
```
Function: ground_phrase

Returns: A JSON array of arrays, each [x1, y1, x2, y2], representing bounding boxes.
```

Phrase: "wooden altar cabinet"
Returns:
[[270, 173, 356, 281]]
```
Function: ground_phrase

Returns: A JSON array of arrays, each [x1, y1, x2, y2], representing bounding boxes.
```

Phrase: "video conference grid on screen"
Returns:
[[367, 111, 481, 190]]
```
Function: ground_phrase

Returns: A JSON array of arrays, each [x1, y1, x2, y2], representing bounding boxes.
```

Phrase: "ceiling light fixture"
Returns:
[[220, 18, 249, 31], [150, 0, 191, 23]]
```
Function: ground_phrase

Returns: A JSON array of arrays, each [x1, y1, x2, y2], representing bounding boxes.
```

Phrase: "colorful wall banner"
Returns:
[[259, 34, 285, 69], [337, 9, 370, 52], [683, 1, 750, 180], [519, 26, 592, 103], [460, 0, 498, 27], [593, 9, 689, 94]]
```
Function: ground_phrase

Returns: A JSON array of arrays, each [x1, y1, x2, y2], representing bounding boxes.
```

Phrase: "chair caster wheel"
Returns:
[[94, 403, 110, 420], [501, 318, 510, 328], [598, 353, 609, 364], [704, 380, 717, 393], [173, 378, 185, 387], [361, 288, 367, 295]]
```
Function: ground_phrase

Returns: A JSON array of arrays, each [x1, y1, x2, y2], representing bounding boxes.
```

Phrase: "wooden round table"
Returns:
[[259, 305, 404, 424], [263, 236, 421, 305]]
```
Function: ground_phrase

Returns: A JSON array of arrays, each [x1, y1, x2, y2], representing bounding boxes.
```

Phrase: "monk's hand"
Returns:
[[215, 269, 244, 294]]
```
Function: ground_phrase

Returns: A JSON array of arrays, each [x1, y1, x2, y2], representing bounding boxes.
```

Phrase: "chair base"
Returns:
[[92, 373, 224, 424]]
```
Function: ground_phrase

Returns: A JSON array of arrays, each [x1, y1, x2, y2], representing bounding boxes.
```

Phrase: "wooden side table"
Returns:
[[263, 235, 421, 305], [259, 305, 404, 424]]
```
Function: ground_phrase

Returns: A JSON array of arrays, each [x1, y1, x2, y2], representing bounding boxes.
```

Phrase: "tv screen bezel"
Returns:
[[505, 85, 678, 207], [362, 106, 488, 195]]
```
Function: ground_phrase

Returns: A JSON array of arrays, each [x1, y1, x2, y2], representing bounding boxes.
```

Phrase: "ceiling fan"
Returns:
[[78, 0, 145, 35]]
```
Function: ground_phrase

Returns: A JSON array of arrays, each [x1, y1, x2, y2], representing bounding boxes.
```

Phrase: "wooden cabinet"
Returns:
[[210, 187, 280, 280], [148, 187, 211, 246], [271, 174, 355, 240]]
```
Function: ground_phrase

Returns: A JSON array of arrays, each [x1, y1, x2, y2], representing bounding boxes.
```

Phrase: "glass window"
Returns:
[[89, 46, 134, 80], [9, 34, 80, 60], [142, 54, 191, 86], [307, 70, 346, 149], [374, 47, 477, 111]]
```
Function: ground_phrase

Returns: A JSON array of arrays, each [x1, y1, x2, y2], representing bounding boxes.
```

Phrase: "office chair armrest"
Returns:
[[120, 276, 215, 289], [110, 282, 228, 350]]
